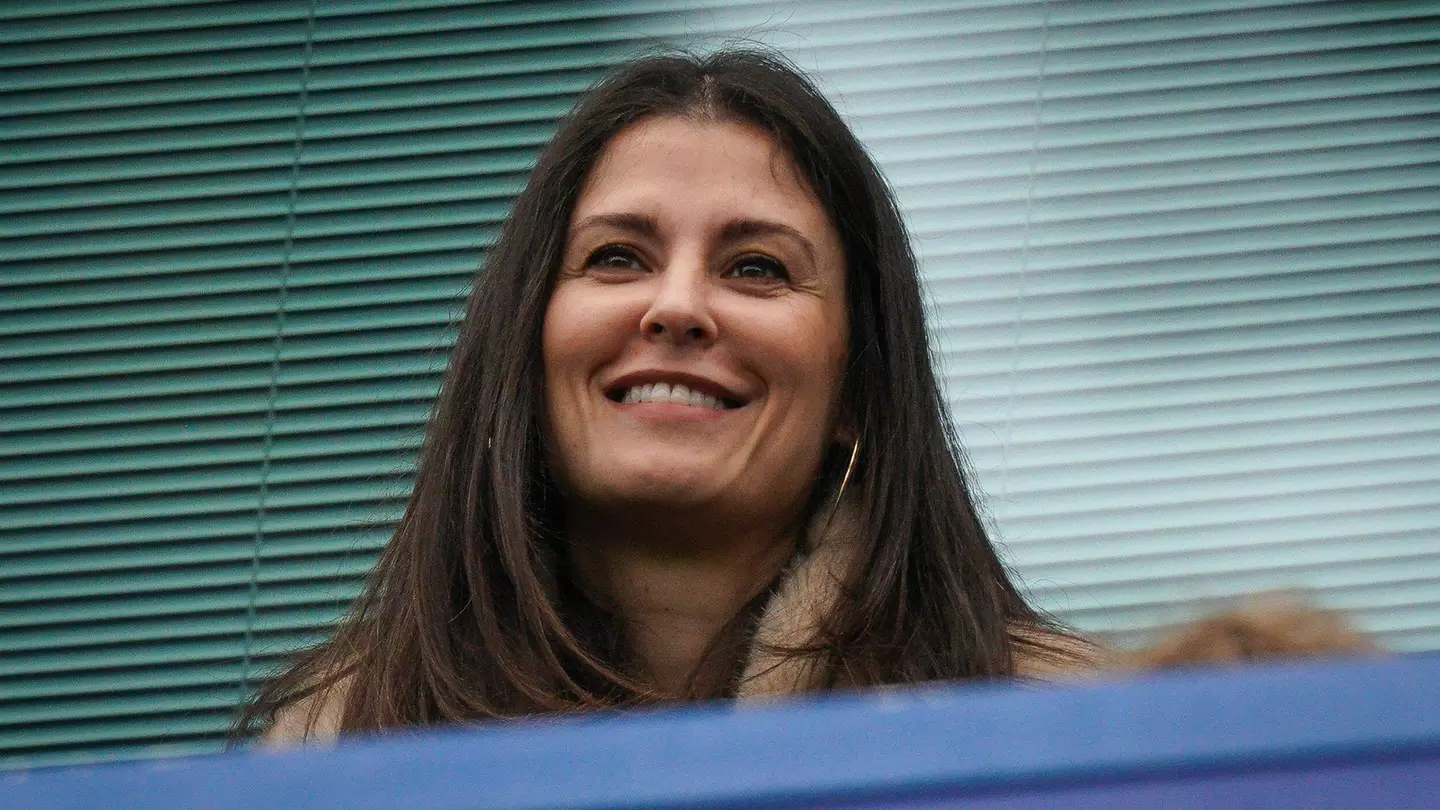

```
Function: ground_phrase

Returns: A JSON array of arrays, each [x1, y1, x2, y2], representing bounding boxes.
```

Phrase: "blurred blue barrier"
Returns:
[[6, 655, 1438, 809]]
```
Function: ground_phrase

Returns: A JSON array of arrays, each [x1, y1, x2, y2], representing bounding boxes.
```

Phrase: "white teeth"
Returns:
[[620, 383, 728, 409]]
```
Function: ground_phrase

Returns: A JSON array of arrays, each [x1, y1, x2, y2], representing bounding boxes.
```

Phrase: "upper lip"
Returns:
[[605, 369, 748, 405]]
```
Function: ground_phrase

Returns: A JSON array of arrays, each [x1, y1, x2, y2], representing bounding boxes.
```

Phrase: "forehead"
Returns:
[[573, 115, 834, 237]]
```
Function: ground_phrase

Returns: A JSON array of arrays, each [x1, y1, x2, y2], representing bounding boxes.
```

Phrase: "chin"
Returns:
[[610, 469, 726, 507], [569, 454, 728, 509]]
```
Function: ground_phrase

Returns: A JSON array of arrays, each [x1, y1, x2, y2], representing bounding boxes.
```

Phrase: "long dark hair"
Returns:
[[236, 48, 1080, 739]]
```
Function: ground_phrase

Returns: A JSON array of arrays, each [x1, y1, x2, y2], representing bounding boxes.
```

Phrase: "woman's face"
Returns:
[[543, 115, 849, 531]]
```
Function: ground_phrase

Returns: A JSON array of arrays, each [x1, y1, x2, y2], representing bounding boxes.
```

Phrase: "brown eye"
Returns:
[[586, 245, 644, 272], [728, 254, 788, 281]]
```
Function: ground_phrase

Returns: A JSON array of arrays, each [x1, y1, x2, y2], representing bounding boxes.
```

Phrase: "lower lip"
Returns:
[[614, 400, 735, 421]]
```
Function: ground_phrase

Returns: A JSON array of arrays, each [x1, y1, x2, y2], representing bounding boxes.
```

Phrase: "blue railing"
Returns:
[[9, 655, 1439, 809]]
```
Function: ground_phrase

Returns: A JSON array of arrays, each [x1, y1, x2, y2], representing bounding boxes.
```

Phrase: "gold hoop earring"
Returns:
[[819, 436, 860, 543]]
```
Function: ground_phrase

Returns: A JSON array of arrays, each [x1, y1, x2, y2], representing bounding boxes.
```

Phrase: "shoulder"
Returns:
[[256, 676, 352, 749]]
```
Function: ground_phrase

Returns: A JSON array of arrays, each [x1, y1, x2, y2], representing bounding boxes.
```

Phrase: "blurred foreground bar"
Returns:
[[8, 655, 1439, 809]]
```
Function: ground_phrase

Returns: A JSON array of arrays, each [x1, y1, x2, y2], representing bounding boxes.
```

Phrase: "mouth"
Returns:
[[604, 374, 747, 411]]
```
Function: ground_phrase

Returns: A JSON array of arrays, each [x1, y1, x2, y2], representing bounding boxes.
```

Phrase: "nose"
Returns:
[[639, 253, 717, 346]]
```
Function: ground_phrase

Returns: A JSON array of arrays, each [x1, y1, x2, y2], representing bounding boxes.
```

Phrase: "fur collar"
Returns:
[[739, 500, 1112, 692], [737, 501, 864, 698]]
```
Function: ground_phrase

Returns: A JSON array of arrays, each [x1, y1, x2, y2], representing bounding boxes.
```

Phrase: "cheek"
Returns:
[[540, 297, 576, 407], [540, 282, 644, 476], [748, 300, 849, 452], [773, 304, 847, 408], [540, 287, 602, 469], [542, 284, 613, 393], [745, 312, 847, 512]]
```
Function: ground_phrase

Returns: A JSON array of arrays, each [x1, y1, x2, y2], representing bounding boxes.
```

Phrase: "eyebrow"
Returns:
[[570, 213, 819, 268], [720, 219, 818, 268], [571, 212, 661, 239]]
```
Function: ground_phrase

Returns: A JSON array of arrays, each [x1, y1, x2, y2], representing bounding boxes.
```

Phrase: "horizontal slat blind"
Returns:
[[721, 1, 1440, 647], [1, 0, 319, 770], [0, 0, 716, 770], [983, 1, 1440, 648]]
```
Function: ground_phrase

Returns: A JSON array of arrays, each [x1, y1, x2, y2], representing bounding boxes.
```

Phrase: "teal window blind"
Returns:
[[0, 0, 681, 770], [3, 0, 1437, 770]]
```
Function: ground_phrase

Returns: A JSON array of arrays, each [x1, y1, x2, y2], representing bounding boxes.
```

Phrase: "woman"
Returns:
[[242, 48, 1100, 745]]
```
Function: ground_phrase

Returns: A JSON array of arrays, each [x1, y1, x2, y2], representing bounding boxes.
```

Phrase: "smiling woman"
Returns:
[[239, 49, 1101, 745], [545, 116, 851, 695]]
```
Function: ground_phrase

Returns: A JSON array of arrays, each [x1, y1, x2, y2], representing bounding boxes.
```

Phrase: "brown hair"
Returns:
[[235, 48, 1086, 741]]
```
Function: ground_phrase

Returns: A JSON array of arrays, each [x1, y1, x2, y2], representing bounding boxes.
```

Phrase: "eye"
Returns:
[[727, 254, 788, 282], [585, 245, 644, 274]]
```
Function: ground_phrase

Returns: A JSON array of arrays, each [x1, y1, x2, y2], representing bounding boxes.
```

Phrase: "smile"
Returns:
[[619, 382, 730, 409], [605, 373, 747, 410]]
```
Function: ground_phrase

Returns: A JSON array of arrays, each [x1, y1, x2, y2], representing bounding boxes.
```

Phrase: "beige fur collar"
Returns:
[[737, 502, 864, 698], [737, 502, 1109, 693]]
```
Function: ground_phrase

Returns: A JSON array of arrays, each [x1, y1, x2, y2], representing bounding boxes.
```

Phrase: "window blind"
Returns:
[[712, 0, 1440, 647], [0, 0, 723, 770], [2, 0, 1436, 770]]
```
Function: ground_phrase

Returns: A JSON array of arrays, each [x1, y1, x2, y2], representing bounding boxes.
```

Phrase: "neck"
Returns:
[[564, 506, 798, 696]]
